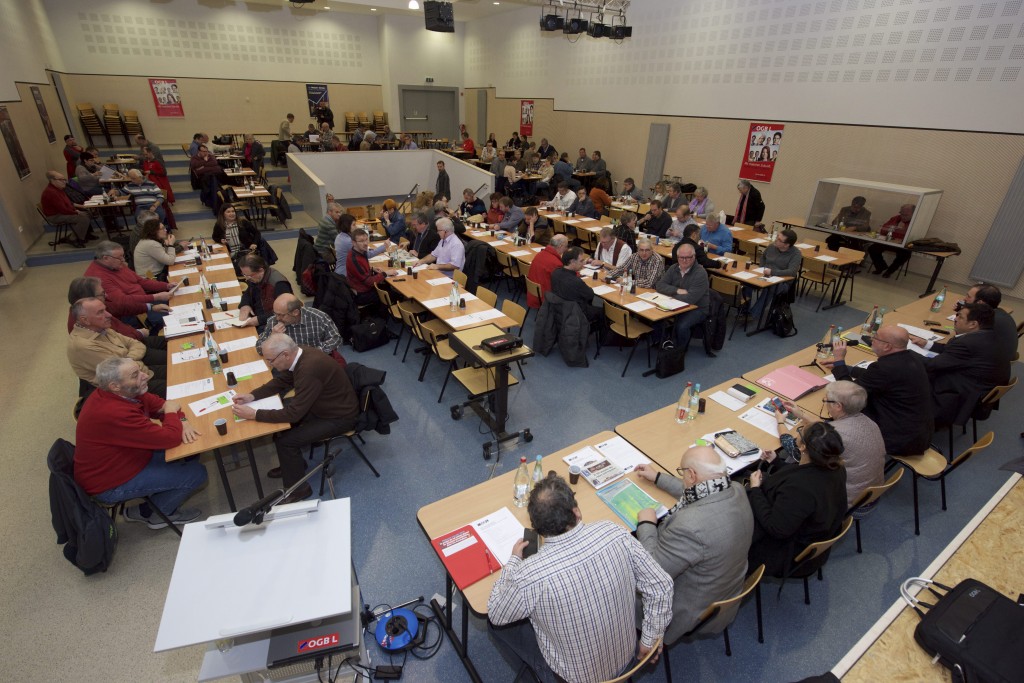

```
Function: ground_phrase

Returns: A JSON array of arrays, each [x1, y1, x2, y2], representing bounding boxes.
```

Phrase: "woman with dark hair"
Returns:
[[213, 203, 260, 259], [507, 132, 521, 149], [133, 218, 177, 280], [746, 421, 847, 576], [613, 210, 639, 251]]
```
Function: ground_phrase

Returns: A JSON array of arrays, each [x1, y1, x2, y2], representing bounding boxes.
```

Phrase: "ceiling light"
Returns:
[[540, 14, 564, 31], [493, 1, 499, 4], [370, 7, 377, 10], [408, 0, 420, 9]]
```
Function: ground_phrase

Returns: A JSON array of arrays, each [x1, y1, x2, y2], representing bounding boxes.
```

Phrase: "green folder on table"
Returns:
[[596, 479, 668, 531]]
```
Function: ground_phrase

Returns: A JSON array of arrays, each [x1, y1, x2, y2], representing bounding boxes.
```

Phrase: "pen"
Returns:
[[485, 548, 495, 574]]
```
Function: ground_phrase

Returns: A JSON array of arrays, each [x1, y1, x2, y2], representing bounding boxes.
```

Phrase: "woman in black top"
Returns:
[[213, 203, 260, 259], [747, 421, 847, 576]]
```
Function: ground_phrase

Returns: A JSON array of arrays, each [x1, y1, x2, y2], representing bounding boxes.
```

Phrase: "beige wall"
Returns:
[[0, 81, 71, 279], [61, 74, 383, 144], [477, 88, 1024, 300]]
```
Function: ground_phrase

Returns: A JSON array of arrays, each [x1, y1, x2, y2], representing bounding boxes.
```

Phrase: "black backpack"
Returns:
[[769, 297, 798, 338], [47, 439, 118, 576], [904, 577, 1024, 683]]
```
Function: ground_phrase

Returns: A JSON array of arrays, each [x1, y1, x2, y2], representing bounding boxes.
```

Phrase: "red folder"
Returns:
[[430, 525, 500, 590], [755, 365, 828, 400]]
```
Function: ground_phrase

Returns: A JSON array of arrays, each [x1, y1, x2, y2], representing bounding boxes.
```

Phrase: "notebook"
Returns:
[[755, 365, 828, 400]]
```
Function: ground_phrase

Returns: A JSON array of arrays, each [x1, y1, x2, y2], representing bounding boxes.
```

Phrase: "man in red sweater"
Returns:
[[83, 240, 174, 326], [75, 357, 207, 529], [346, 228, 398, 307], [41, 170, 92, 247], [526, 233, 568, 309]]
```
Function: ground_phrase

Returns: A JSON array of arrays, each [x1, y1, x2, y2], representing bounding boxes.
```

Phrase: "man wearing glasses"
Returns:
[[742, 228, 802, 320], [820, 327, 933, 457], [232, 333, 359, 504], [84, 240, 174, 327], [655, 243, 710, 350], [41, 170, 93, 247], [256, 294, 341, 357], [607, 237, 665, 288], [632, 446, 753, 645]]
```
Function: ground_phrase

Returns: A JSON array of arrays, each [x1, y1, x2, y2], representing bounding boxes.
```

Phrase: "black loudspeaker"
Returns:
[[424, 1, 454, 33]]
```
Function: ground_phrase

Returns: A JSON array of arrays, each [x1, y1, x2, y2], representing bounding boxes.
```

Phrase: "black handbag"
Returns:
[[350, 317, 390, 352], [644, 341, 686, 379]]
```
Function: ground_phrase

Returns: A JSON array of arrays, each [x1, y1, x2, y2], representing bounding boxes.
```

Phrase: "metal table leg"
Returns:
[[212, 447, 237, 512], [244, 442, 264, 499], [430, 574, 483, 683]]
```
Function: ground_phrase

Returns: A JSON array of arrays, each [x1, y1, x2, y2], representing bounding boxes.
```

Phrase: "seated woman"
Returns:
[[746, 421, 848, 577], [213, 203, 261, 262], [613, 210, 639, 251], [379, 198, 406, 244], [651, 180, 668, 204], [688, 186, 715, 218], [486, 193, 506, 225], [133, 217, 177, 280]]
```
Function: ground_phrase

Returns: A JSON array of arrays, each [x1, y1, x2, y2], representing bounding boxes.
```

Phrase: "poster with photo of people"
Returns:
[[30, 87, 56, 144], [520, 100, 534, 137], [149, 79, 184, 117], [0, 106, 31, 179], [739, 123, 784, 183]]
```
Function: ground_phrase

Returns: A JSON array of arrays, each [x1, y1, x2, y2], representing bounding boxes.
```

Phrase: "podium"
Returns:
[[155, 498, 366, 682]]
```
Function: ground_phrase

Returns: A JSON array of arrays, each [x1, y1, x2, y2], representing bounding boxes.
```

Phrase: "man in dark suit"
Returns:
[[964, 283, 1018, 361], [405, 211, 440, 259], [734, 179, 765, 225], [823, 326, 933, 456], [232, 333, 359, 503], [915, 303, 1013, 428]]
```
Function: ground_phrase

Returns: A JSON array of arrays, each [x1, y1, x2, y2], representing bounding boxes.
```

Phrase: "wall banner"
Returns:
[[520, 100, 534, 137], [30, 87, 55, 143], [0, 106, 30, 180], [149, 79, 184, 117], [739, 123, 784, 183], [307, 84, 329, 117]]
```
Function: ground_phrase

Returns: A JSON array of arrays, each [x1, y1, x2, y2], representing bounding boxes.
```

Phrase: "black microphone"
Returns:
[[233, 489, 285, 527]]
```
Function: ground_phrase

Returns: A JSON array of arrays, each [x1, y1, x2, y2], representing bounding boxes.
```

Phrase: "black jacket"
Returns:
[[406, 227, 440, 259], [672, 238, 723, 270], [737, 186, 765, 224], [832, 350, 933, 456], [925, 330, 1013, 426], [345, 363, 399, 434], [317, 272, 361, 343], [533, 291, 590, 367], [47, 439, 117, 576]]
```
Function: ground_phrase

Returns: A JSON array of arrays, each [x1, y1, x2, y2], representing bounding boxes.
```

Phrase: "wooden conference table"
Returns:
[[164, 247, 287, 512], [416, 431, 678, 683]]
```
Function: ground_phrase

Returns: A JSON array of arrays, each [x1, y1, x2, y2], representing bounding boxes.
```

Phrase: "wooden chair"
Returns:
[[501, 299, 529, 378], [575, 225, 598, 253], [846, 468, 904, 553], [451, 270, 468, 287], [970, 377, 1016, 442], [396, 300, 447, 365], [782, 516, 854, 604], [419, 321, 461, 402], [476, 285, 498, 308], [374, 283, 405, 355], [798, 257, 839, 312], [663, 565, 765, 682], [601, 637, 663, 683], [347, 206, 367, 221], [603, 301, 653, 377], [524, 278, 543, 321], [891, 432, 994, 536], [494, 250, 523, 300]]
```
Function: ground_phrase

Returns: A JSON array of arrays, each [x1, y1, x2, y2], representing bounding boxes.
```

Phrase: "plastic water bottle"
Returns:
[[930, 286, 947, 313], [206, 332, 222, 375], [531, 455, 544, 490], [449, 281, 459, 311], [862, 306, 878, 336], [687, 383, 700, 422], [210, 283, 221, 310], [817, 324, 836, 358], [676, 382, 693, 424], [873, 306, 886, 333], [513, 457, 530, 508]]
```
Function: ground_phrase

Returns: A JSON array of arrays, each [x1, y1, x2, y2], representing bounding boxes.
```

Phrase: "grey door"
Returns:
[[399, 87, 458, 141]]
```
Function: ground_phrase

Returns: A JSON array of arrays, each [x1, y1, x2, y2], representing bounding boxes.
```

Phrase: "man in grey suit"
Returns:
[[634, 446, 754, 644]]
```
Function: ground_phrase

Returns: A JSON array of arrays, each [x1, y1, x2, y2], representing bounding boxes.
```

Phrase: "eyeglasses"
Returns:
[[678, 255, 696, 261], [675, 466, 695, 478], [267, 349, 289, 364], [821, 399, 839, 404], [103, 254, 127, 263]]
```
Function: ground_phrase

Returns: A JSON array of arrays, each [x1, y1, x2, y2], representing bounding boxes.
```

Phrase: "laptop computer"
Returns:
[[266, 574, 361, 669]]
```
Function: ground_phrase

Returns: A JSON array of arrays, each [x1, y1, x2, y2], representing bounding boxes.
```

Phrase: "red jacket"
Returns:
[[526, 245, 563, 309], [74, 389, 184, 496], [67, 306, 144, 340], [41, 183, 76, 217], [83, 261, 171, 318], [346, 249, 385, 294]]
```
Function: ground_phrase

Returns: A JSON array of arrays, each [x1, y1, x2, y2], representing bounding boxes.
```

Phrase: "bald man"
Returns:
[[119, 169, 165, 221], [255, 293, 341, 357], [821, 325, 933, 456], [634, 446, 753, 644]]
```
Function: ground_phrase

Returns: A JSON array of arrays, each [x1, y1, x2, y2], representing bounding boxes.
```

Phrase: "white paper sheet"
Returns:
[[508, 250, 531, 257], [749, 237, 769, 244], [624, 300, 655, 312], [470, 507, 525, 566], [218, 336, 257, 353], [491, 240, 509, 246], [593, 436, 651, 473], [211, 310, 239, 322], [579, 268, 597, 278], [708, 390, 746, 412], [795, 243, 814, 249], [205, 264, 235, 272], [591, 285, 616, 295], [532, 246, 544, 252], [897, 323, 943, 342], [171, 349, 206, 365], [422, 297, 452, 310], [221, 295, 241, 305], [173, 285, 202, 295], [215, 279, 240, 289], [175, 251, 198, 263], [731, 271, 758, 280], [427, 277, 452, 286], [738, 407, 781, 437], [906, 343, 938, 358], [815, 255, 838, 262], [232, 394, 284, 422], [764, 276, 785, 284], [223, 360, 269, 379], [189, 390, 237, 418], [445, 308, 504, 328], [165, 378, 215, 400], [170, 267, 198, 276]]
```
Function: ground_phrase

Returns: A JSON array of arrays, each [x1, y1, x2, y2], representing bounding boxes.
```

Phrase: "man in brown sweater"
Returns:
[[231, 333, 359, 502]]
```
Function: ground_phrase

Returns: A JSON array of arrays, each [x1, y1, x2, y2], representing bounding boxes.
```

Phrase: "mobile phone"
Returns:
[[770, 397, 786, 412], [523, 528, 539, 559], [928, 327, 950, 335]]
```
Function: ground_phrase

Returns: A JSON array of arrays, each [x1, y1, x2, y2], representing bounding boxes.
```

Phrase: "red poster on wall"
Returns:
[[739, 123, 784, 183], [149, 79, 184, 117], [520, 100, 534, 137]]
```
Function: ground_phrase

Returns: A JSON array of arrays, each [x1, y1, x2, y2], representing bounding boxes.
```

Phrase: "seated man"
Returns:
[[621, 177, 643, 201], [187, 133, 205, 158], [405, 211, 440, 259], [550, 246, 603, 327], [662, 183, 684, 212], [608, 237, 665, 288], [84, 240, 174, 327], [257, 294, 342, 356], [66, 276, 166, 350], [589, 225, 633, 270], [458, 188, 486, 217], [958, 283, 1018, 360], [238, 254, 294, 331], [667, 205, 698, 239], [672, 224, 724, 271], [574, 187, 598, 219], [573, 147, 593, 172], [638, 200, 672, 238], [67, 297, 168, 397], [917, 302, 1013, 428], [655, 243, 710, 349], [188, 144, 225, 206], [822, 328, 933, 456], [634, 446, 753, 644], [41, 170, 92, 248], [867, 203, 915, 277], [553, 154, 574, 186], [488, 473, 672, 683], [118, 169, 166, 222], [75, 358, 206, 529], [347, 228, 399, 306], [550, 182, 578, 213], [742, 228, 802, 319], [414, 218, 465, 272], [526, 234, 568, 309], [698, 211, 733, 257], [826, 195, 872, 251], [496, 196, 525, 232], [478, 141, 498, 164], [517, 207, 551, 246], [315, 202, 344, 257], [232, 333, 360, 503], [590, 150, 608, 178]]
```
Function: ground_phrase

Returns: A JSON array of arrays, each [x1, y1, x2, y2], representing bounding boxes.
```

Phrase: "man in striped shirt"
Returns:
[[488, 474, 672, 683], [119, 169, 165, 222], [256, 294, 341, 356]]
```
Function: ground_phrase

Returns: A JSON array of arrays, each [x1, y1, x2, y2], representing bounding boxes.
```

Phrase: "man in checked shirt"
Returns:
[[488, 474, 672, 683], [256, 294, 341, 357]]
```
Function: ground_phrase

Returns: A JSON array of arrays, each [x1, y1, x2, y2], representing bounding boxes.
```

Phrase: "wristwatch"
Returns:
[[179, 414, 188, 422]]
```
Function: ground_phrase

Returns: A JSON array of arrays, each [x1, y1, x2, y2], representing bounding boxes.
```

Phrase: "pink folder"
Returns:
[[755, 365, 828, 400]]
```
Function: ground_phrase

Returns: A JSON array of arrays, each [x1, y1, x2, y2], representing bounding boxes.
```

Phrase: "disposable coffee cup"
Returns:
[[591, 270, 598, 280], [220, 301, 228, 312], [204, 298, 212, 309], [406, 266, 412, 276], [226, 371, 237, 387], [744, 261, 751, 270], [219, 349, 228, 363], [814, 245, 820, 252], [182, 277, 190, 286], [568, 465, 581, 485], [214, 418, 228, 436], [412, 270, 418, 279], [459, 297, 466, 309], [698, 398, 706, 413], [205, 320, 215, 331]]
